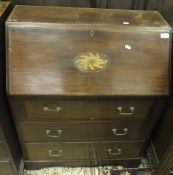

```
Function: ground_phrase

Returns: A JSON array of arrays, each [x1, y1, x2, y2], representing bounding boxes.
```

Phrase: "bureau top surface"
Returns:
[[0, 1, 10, 17], [6, 5, 172, 96], [7, 5, 171, 29]]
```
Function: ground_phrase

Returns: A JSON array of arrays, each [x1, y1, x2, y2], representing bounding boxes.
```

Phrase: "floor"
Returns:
[[24, 167, 152, 175], [23, 160, 152, 175]]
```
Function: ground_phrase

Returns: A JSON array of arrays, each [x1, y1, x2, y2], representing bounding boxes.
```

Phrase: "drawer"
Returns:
[[10, 98, 155, 121], [94, 141, 144, 160], [24, 141, 144, 161], [0, 141, 7, 160], [24, 142, 94, 160], [0, 161, 15, 175], [17, 120, 151, 142]]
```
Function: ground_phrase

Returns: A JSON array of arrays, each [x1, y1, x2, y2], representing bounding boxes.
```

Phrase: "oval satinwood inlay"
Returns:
[[74, 51, 110, 73]]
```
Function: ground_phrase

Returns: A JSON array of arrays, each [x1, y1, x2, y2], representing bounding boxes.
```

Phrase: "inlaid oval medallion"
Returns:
[[74, 51, 110, 73]]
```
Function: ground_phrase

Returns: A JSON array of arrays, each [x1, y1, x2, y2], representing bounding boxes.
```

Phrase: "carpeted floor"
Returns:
[[24, 167, 152, 175], [24, 159, 152, 175]]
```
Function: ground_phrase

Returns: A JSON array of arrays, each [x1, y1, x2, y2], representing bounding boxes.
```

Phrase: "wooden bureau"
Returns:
[[6, 5, 172, 169]]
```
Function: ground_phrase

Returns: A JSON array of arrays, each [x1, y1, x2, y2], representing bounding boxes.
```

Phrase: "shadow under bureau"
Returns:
[[6, 5, 172, 169]]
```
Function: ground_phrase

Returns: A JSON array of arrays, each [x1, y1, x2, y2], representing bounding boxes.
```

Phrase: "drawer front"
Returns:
[[95, 141, 144, 160], [11, 98, 155, 121], [0, 141, 7, 160], [0, 161, 15, 175], [24, 141, 144, 161], [24, 142, 94, 160], [17, 120, 151, 142]]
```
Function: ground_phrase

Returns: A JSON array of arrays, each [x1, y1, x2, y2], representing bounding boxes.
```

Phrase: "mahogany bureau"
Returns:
[[6, 5, 172, 169]]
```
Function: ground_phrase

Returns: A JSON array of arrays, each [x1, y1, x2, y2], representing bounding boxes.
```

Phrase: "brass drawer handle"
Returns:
[[107, 148, 122, 156], [112, 128, 128, 136], [117, 107, 135, 116], [48, 149, 63, 157], [43, 106, 61, 112], [46, 130, 63, 138]]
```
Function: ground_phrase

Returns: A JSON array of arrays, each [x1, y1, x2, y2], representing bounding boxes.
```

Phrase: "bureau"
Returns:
[[6, 5, 172, 169]]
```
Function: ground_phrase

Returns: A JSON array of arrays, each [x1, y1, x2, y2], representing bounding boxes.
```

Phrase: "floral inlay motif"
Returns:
[[74, 52, 109, 72]]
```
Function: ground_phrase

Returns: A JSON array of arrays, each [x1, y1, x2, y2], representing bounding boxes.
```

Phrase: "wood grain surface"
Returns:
[[24, 141, 144, 161], [16, 120, 152, 142], [6, 6, 172, 96], [9, 98, 155, 121]]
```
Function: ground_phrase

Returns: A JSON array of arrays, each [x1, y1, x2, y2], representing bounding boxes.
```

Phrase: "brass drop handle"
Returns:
[[107, 148, 122, 156], [43, 106, 61, 112], [46, 130, 62, 138], [112, 128, 128, 136], [117, 107, 135, 116], [48, 149, 63, 157]]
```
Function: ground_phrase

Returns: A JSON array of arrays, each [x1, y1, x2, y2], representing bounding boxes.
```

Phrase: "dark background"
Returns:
[[2, 0, 172, 27]]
